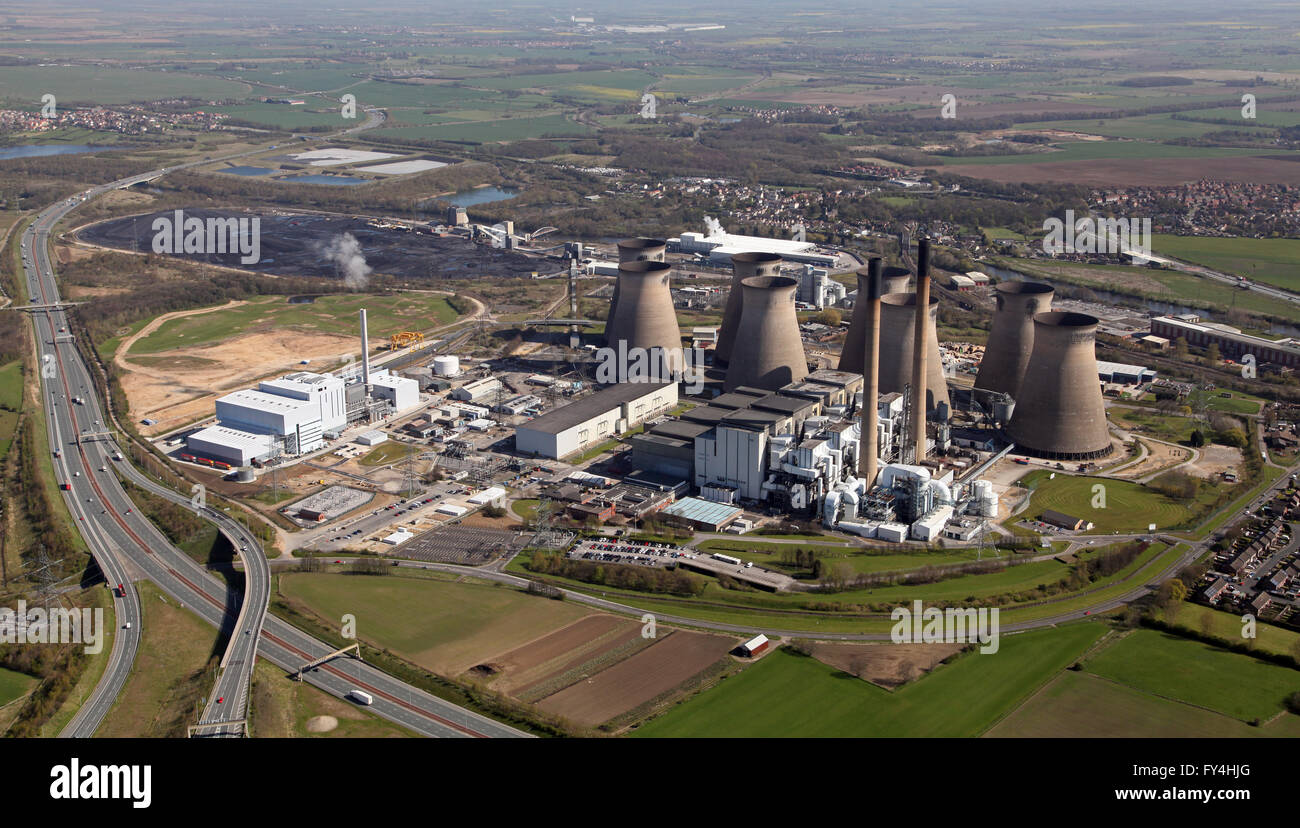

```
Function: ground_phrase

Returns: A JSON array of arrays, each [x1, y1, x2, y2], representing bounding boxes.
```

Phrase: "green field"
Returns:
[[0, 65, 251, 106], [1013, 113, 1268, 141], [0, 666, 36, 709], [199, 102, 351, 130], [357, 442, 416, 467], [128, 292, 460, 355], [1152, 234, 1300, 293], [696, 538, 994, 575], [0, 360, 23, 411], [1085, 629, 1300, 721], [1020, 471, 1194, 532], [992, 257, 1300, 325], [987, 670, 1298, 738], [278, 572, 591, 676], [1160, 604, 1300, 659], [633, 623, 1104, 737], [942, 140, 1300, 166], [372, 113, 592, 144]]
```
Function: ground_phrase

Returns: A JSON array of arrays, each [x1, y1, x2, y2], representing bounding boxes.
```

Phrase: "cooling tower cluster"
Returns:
[[608, 238, 667, 330], [838, 264, 910, 375], [1006, 312, 1113, 460], [715, 251, 783, 366], [723, 275, 809, 392], [870, 292, 948, 413], [603, 259, 683, 373], [975, 281, 1054, 400]]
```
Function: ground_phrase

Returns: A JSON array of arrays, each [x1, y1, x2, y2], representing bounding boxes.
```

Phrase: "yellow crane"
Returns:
[[389, 331, 425, 349]]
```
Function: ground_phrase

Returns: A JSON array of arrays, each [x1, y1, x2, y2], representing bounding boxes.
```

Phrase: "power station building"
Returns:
[[214, 372, 348, 455], [187, 368, 419, 465], [514, 381, 678, 460], [668, 230, 838, 267]]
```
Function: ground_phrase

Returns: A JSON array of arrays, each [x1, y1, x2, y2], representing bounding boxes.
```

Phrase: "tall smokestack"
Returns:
[[1006, 311, 1113, 460], [856, 258, 883, 486], [359, 308, 371, 387], [604, 260, 683, 375], [910, 238, 931, 463], [715, 252, 782, 366], [724, 275, 808, 392], [839, 264, 910, 374], [975, 281, 1054, 400], [608, 238, 667, 343]]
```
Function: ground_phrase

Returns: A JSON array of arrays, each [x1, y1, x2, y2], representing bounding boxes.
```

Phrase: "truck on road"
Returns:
[[348, 689, 373, 706]]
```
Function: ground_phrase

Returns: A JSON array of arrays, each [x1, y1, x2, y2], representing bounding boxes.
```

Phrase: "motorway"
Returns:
[[26, 111, 526, 738]]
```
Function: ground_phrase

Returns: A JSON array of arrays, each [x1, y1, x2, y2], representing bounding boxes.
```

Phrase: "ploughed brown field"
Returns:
[[935, 156, 1300, 187], [807, 641, 965, 689], [479, 614, 640, 695], [536, 630, 737, 727]]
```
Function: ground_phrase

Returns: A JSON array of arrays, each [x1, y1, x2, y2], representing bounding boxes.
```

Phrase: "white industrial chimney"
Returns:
[[359, 308, 371, 386]]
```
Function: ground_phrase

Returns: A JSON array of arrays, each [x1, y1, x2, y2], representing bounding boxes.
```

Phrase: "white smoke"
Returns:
[[703, 216, 726, 239], [320, 232, 371, 290]]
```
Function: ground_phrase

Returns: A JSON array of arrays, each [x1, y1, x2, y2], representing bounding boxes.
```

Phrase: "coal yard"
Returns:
[[75, 208, 565, 282]]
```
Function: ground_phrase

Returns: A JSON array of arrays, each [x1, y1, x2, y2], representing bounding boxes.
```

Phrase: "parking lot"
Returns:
[[568, 538, 694, 568]]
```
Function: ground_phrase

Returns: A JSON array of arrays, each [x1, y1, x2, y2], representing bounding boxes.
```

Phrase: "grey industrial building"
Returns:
[[514, 381, 677, 460]]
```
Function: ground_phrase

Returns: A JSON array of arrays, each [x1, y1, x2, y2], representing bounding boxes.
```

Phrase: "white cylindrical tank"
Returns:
[[433, 355, 460, 376], [980, 493, 999, 518]]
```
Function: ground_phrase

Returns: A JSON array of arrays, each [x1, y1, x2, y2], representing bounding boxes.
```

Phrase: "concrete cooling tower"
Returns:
[[839, 264, 912, 375], [878, 293, 949, 413], [1006, 311, 1112, 460], [604, 260, 683, 373], [882, 265, 910, 297], [724, 275, 808, 392], [975, 281, 1054, 400], [608, 238, 667, 337], [715, 251, 783, 366], [616, 237, 666, 263]]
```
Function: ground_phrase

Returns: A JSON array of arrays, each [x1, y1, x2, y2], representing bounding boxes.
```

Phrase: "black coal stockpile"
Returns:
[[76, 208, 564, 282]]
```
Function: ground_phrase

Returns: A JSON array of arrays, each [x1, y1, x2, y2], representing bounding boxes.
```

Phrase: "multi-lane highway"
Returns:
[[27, 109, 525, 738]]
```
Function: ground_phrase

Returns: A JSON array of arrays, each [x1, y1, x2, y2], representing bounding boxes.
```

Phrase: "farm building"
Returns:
[[1039, 510, 1092, 531], [739, 634, 770, 657]]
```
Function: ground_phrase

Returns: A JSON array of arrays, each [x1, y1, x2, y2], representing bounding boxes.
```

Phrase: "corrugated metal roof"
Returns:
[[662, 497, 741, 526]]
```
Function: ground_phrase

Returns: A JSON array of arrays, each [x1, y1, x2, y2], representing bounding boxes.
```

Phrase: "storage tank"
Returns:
[[1006, 312, 1113, 460], [975, 281, 1054, 400], [724, 275, 808, 392], [235, 468, 256, 483], [433, 355, 460, 376], [715, 252, 783, 366]]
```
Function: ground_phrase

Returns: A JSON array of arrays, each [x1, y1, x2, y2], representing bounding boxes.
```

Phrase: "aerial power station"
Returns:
[[545, 232, 1116, 544]]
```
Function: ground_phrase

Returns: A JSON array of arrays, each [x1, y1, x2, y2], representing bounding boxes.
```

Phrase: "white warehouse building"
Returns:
[[515, 381, 678, 460], [185, 425, 278, 467], [205, 371, 347, 457], [368, 369, 420, 412]]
